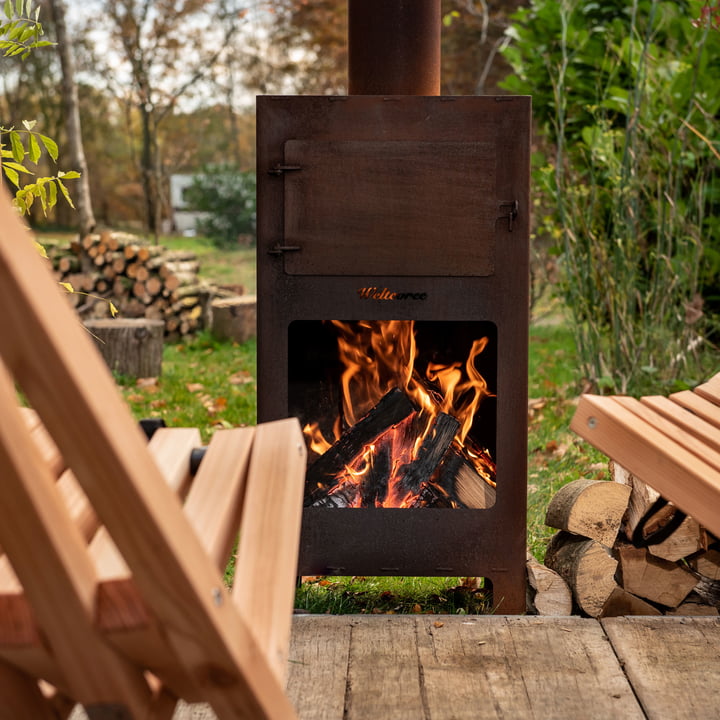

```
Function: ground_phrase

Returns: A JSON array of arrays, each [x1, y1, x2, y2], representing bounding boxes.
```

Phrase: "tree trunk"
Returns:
[[47, 0, 96, 236]]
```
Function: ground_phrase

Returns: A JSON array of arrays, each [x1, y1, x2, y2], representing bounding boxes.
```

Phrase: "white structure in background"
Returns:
[[169, 174, 209, 235]]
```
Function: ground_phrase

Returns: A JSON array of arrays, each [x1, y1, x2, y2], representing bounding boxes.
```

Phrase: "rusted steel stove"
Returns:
[[256, 3, 530, 613]]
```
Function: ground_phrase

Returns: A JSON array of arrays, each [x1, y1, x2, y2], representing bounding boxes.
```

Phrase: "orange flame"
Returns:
[[306, 321, 494, 507]]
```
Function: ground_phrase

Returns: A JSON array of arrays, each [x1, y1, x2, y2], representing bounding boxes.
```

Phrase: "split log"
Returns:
[[691, 548, 720, 580], [312, 483, 360, 508], [600, 587, 662, 617], [84, 318, 164, 378], [692, 576, 720, 606], [545, 477, 630, 547], [666, 599, 720, 616], [305, 388, 416, 501], [544, 531, 618, 617], [440, 450, 496, 509], [526, 552, 572, 616], [615, 542, 697, 608], [612, 462, 705, 561], [396, 413, 459, 494]]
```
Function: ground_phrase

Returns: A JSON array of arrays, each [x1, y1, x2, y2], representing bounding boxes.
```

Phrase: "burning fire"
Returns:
[[304, 321, 495, 508]]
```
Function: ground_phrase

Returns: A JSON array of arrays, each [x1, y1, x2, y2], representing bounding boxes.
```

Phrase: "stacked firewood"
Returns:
[[543, 463, 720, 617], [47, 231, 212, 339]]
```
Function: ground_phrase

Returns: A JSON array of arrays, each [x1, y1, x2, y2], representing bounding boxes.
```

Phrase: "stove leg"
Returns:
[[485, 570, 527, 615]]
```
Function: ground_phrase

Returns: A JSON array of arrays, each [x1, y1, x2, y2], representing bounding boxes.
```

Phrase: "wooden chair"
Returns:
[[572, 373, 720, 539], [0, 188, 306, 719]]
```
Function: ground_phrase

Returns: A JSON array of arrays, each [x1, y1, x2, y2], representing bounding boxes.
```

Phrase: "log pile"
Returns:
[[543, 464, 720, 617], [47, 231, 218, 340]]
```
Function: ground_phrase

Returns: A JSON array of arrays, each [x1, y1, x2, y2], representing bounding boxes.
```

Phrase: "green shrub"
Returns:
[[503, 0, 720, 393], [185, 164, 256, 248]]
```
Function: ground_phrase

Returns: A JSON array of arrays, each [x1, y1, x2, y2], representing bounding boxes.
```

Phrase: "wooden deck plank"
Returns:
[[285, 616, 645, 720], [419, 616, 642, 720], [602, 617, 720, 720], [344, 616, 426, 720], [287, 616, 352, 720]]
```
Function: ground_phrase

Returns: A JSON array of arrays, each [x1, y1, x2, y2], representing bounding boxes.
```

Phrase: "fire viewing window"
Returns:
[[288, 320, 497, 510]]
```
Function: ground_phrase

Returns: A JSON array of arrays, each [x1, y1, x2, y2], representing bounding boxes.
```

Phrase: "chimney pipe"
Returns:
[[348, 0, 441, 96]]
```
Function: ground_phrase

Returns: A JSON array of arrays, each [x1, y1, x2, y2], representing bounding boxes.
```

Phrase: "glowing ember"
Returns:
[[304, 321, 495, 508]]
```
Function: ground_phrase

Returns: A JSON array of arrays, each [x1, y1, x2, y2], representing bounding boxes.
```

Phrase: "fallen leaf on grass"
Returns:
[[186, 383, 204, 392], [126, 394, 145, 403], [412, 603, 422, 614], [136, 377, 158, 389], [229, 371, 254, 385]]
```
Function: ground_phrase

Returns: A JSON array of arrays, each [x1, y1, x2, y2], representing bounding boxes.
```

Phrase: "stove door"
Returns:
[[282, 140, 496, 277]]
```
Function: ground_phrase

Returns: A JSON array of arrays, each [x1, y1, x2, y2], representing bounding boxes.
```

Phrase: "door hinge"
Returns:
[[498, 200, 519, 232], [268, 243, 301, 256], [269, 164, 302, 176]]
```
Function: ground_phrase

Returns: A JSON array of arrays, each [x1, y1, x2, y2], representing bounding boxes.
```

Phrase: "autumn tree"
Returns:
[[97, 0, 245, 237]]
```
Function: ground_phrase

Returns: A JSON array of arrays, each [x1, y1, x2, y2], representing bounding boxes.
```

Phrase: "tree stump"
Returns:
[[210, 295, 256, 343], [84, 318, 164, 378]]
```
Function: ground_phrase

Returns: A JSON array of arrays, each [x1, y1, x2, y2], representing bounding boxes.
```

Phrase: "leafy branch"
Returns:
[[0, 120, 79, 214], [0, 0, 53, 58]]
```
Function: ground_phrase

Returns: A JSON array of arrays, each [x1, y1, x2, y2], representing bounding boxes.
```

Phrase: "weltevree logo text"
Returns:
[[357, 287, 428, 301]]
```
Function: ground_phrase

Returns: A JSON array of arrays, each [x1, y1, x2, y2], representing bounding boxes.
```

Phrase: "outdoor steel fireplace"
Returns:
[[256, 94, 530, 612]]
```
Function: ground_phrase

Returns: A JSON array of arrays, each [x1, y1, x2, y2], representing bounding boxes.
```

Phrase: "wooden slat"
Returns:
[[670, 390, 720, 430], [0, 362, 152, 711], [602, 616, 720, 720], [184, 427, 255, 569], [92, 427, 203, 583], [0, 592, 65, 690], [614, 395, 720, 472], [0, 191, 300, 717], [232, 419, 307, 684], [571, 395, 720, 538], [641, 395, 720, 454], [0, 659, 59, 719], [694, 373, 720, 406]]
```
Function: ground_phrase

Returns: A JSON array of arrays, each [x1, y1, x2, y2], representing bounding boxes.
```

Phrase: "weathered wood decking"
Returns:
[[285, 615, 720, 719], [83, 613, 716, 720]]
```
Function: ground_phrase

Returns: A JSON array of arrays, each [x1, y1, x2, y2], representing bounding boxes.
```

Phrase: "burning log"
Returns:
[[439, 450, 496, 509], [305, 388, 415, 501], [396, 413, 459, 495]]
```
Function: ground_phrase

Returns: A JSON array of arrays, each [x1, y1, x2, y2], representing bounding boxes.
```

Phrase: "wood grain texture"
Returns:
[[0, 361, 151, 710], [669, 390, 720, 430], [286, 617, 352, 720], [184, 427, 254, 570], [640, 395, 720, 453], [233, 419, 307, 684], [0, 189, 298, 718], [285, 616, 644, 720], [602, 617, 720, 720], [571, 395, 720, 538]]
